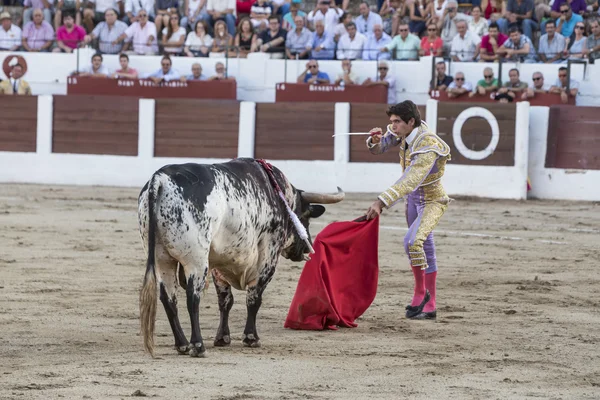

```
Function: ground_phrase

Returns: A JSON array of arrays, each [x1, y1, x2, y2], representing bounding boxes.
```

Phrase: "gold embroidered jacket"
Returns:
[[366, 122, 451, 207]]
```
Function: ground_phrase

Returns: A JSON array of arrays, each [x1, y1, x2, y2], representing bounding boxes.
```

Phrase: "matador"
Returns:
[[365, 100, 451, 320]]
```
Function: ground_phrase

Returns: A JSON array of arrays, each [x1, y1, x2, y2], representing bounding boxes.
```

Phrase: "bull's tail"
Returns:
[[140, 173, 161, 358]]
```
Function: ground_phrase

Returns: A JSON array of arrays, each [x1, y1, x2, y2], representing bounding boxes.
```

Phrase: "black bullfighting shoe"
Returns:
[[404, 290, 430, 319], [410, 310, 437, 320]]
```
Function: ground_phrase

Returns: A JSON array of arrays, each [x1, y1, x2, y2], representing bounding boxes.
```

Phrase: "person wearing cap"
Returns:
[[0, 12, 22, 51], [0, 64, 32, 95]]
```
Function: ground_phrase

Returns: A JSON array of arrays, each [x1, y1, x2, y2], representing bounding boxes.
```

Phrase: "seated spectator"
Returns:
[[0, 11, 22, 51], [285, 15, 312, 59], [333, 12, 351, 42], [54, 12, 86, 53], [184, 62, 208, 80], [437, 1, 469, 54], [450, 20, 481, 62], [250, 0, 272, 30], [381, 22, 420, 60], [23, 0, 53, 26], [0, 63, 32, 95], [481, 0, 506, 23], [588, 19, 600, 61], [282, 2, 307, 31], [237, 0, 254, 20], [538, 20, 566, 63], [447, 71, 472, 98], [494, 67, 527, 102], [297, 60, 331, 84], [566, 21, 588, 60], [115, 10, 159, 55], [337, 21, 367, 60], [478, 22, 507, 62], [54, 0, 83, 31], [181, 0, 209, 31], [232, 17, 255, 57], [155, 0, 180, 36], [407, 0, 429, 37], [363, 23, 392, 60], [334, 59, 359, 85], [185, 20, 213, 57], [125, 0, 155, 25], [420, 23, 443, 57], [311, 19, 335, 59], [307, 0, 344, 33], [431, 60, 453, 90], [111, 53, 138, 78], [556, 3, 583, 40], [497, 0, 537, 40], [162, 13, 187, 55], [76, 53, 110, 77], [211, 19, 233, 54], [543, 0, 586, 35], [256, 15, 286, 55], [362, 60, 396, 104], [468, 6, 488, 37], [521, 71, 551, 100], [144, 55, 181, 83], [208, 61, 236, 80], [355, 2, 383, 36], [469, 67, 498, 97], [208, 0, 238, 36], [82, 0, 123, 34], [497, 26, 537, 63], [83, 8, 128, 54], [378, 0, 405, 36], [22, 9, 55, 52], [549, 66, 578, 103]]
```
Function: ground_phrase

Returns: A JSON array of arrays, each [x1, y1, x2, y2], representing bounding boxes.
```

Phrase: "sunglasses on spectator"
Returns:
[[139, 13, 147, 17], [575, 25, 585, 29], [308, 65, 317, 68], [484, 75, 493, 78], [378, 67, 388, 70], [560, 9, 569, 13], [533, 77, 542, 81], [455, 77, 464, 81]]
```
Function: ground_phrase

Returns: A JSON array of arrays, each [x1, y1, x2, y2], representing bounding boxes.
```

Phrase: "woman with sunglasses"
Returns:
[[162, 13, 187, 55], [565, 22, 589, 60], [419, 22, 442, 56]]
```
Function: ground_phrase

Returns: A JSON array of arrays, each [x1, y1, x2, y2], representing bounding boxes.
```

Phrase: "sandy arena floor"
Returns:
[[0, 183, 599, 400]]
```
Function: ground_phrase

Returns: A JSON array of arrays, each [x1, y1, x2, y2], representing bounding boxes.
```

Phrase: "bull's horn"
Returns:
[[301, 187, 345, 204]]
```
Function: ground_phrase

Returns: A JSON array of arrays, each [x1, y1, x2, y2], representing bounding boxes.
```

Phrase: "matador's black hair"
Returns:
[[386, 100, 421, 128]]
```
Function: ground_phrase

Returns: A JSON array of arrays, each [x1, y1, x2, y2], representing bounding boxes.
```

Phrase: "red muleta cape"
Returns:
[[284, 216, 379, 330]]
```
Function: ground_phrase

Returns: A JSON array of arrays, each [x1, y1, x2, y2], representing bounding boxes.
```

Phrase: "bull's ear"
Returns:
[[309, 205, 326, 219]]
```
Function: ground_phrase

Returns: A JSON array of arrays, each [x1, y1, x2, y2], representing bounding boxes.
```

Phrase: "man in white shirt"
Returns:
[[307, 0, 344, 34], [0, 12, 22, 51], [124, 0, 156, 24], [362, 23, 391, 61], [549, 66, 579, 104], [450, 20, 480, 62], [447, 71, 473, 98], [336, 22, 367, 60], [76, 53, 110, 77], [354, 2, 382, 36], [521, 71, 552, 100], [334, 59, 360, 85], [144, 55, 181, 83], [115, 10, 158, 55], [362, 60, 396, 104], [207, 0, 236, 36]]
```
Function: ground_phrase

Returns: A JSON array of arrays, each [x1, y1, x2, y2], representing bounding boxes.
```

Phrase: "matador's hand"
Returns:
[[369, 127, 383, 144], [366, 199, 385, 220]]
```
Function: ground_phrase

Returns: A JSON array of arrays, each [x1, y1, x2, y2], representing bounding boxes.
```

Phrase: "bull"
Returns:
[[137, 158, 344, 357]]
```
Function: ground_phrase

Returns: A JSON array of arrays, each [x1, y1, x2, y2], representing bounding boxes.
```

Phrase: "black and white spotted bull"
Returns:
[[137, 158, 344, 357]]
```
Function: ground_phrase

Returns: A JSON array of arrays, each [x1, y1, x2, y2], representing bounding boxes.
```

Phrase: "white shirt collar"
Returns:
[[406, 121, 428, 144]]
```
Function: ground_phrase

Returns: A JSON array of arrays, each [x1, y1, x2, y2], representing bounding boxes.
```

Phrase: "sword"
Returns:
[[331, 132, 373, 137]]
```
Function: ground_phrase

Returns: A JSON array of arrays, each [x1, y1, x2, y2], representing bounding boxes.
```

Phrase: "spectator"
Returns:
[[145, 55, 181, 83], [282, 2, 307, 31], [307, 0, 344, 34], [23, 0, 53, 26], [379, 0, 406, 37], [0, 12, 22, 51], [115, 9, 159, 55], [334, 0, 350, 11], [162, 12, 186, 55], [0, 64, 32, 95], [556, 3, 583, 40], [250, 0, 272, 30], [155, 0, 180, 36], [497, 0, 537, 40], [22, 9, 55, 52], [432, 60, 453, 90], [355, 1, 383, 36], [82, 0, 123, 34], [297, 60, 331, 84], [495, 67, 527, 102], [470, 67, 498, 97], [538, 19, 566, 63], [181, 0, 209, 31], [236, 0, 254, 20], [481, 0, 506, 22], [551, 0, 587, 22], [362, 60, 396, 104], [535, 0, 552, 30], [185, 20, 213, 57], [207, 0, 237, 36], [566, 21, 588, 59], [232, 17, 254, 57], [438, 1, 469, 54], [310, 19, 335, 59], [432, 0, 447, 22], [285, 15, 312, 59], [125, 0, 155, 25], [497, 25, 537, 63], [271, 0, 291, 16], [447, 71, 472, 98], [111, 53, 138, 78], [54, 12, 86, 52], [382, 22, 420, 60], [333, 12, 351, 42], [184, 62, 208, 80], [256, 15, 286, 56], [337, 21, 367, 59], [468, 6, 488, 37], [211, 19, 233, 54], [420, 22, 443, 56], [587, 19, 600, 61], [77, 53, 110, 77], [363, 23, 391, 60], [407, 0, 429, 37], [550, 66, 578, 103], [54, 0, 82, 31], [83, 8, 128, 54], [521, 71, 551, 99], [208, 61, 236, 80], [478, 21, 507, 62], [334, 59, 359, 85], [450, 19, 481, 61]]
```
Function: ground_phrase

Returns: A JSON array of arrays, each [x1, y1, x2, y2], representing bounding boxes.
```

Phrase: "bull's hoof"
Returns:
[[189, 343, 206, 358], [242, 334, 261, 348], [175, 345, 190, 355], [214, 335, 231, 347]]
